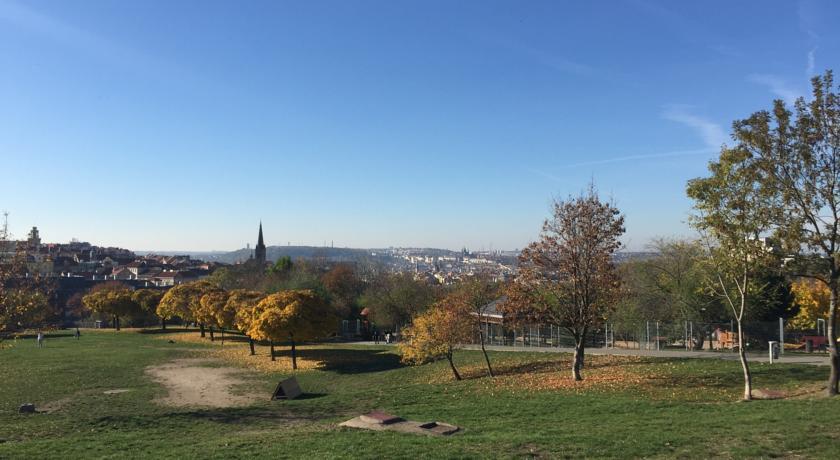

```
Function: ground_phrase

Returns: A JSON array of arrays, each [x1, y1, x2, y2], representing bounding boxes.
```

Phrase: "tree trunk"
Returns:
[[270, 340, 275, 361], [736, 319, 752, 401], [479, 327, 494, 378], [291, 338, 297, 370], [161, 318, 166, 330], [446, 349, 461, 381], [248, 336, 255, 356], [209, 326, 215, 342], [114, 315, 120, 331], [572, 334, 585, 381], [828, 278, 839, 396], [199, 323, 206, 338]]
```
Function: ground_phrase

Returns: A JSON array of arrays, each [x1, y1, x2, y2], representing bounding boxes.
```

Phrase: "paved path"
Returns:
[[356, 341, 831, 366]]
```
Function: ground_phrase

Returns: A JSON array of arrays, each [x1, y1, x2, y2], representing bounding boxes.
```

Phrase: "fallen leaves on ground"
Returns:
[[154, 332, 323, 372], [425, 354, 749, 401]]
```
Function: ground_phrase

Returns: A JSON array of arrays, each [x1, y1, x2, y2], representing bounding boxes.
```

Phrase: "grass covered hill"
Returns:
[[1, 330, 839, 459]]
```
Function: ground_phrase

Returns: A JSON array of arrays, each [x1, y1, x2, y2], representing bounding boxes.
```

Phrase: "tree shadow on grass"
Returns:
[[465, 356, 655, 379], [138, 328, 251, 344], [291, 393, 328, 400], [137, 327, 198, 335], [270, 347, 404, 375]]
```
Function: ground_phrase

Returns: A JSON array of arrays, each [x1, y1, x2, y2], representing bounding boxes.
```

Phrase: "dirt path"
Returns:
[[145, 358, 261, 408]]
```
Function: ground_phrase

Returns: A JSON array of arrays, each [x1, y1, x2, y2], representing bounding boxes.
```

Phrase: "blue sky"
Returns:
[[0, 0, 837, 252]]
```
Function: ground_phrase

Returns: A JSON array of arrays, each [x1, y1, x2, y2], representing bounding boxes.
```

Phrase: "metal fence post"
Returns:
[[779, 317, 784, 355], [656, 321, 660, 351], [689, 321, 693, 351]]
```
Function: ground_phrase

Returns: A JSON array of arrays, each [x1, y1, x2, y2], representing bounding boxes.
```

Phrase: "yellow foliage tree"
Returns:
[[1, 289, 50, 333], [1, 245, 53, 334], [82, 282, 138, 331], [198, 289, 229, 341], [226, 289, 265, 355], [247, 290, 337, 367], [156, 280, 217, 336], [789, 279, 831, 331], [399, 297, 473, 381]]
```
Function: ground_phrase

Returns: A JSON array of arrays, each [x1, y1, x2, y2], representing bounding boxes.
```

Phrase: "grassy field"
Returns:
[[1, 330, 839, 459]]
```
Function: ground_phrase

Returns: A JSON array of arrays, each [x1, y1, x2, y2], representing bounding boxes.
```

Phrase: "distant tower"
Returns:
[[27, 226, 41, 251], [255, 222, 267, 265]]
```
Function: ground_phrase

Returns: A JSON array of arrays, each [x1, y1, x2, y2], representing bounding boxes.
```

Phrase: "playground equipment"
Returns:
[[715, 330, 738, 350]]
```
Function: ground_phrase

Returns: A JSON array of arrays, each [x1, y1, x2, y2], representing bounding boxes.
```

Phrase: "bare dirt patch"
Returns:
[[145, 358, 261, 408], [39, 396, 73, 413]]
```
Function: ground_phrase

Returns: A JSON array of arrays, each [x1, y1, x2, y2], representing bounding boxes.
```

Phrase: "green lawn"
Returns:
[[1, 330, 839, 459]]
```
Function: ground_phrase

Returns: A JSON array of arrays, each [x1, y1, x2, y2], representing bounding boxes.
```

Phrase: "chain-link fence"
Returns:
[[471, 318, 831, 353]]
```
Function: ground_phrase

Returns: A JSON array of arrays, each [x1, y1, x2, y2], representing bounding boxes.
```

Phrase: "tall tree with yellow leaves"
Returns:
[[157, 280, 217, 336], [247, 290, 337, 367], [789, 279, 831, 332], [198, 289, 229, 341], [227, 289, 266, 355], [82, 282, 138, 331]]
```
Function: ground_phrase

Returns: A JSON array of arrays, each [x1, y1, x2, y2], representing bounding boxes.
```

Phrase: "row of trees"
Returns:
[[614, 237, 796, 348], [78, 279, 338, 367], [81, 282, 163, 330], [209, 257, 440, 333], [156, 281, 337, 367]]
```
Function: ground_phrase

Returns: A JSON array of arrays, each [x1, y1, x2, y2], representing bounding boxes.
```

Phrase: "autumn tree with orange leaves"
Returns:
[[399, 295, 473, 381], [502, 186, 624, 381]]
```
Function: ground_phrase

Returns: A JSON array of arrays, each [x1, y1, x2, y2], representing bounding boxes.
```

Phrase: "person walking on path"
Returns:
[[36, 331, 44, 348]]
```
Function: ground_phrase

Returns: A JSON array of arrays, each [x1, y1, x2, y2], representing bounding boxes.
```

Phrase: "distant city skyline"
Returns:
[[1, 0, 837, 252]]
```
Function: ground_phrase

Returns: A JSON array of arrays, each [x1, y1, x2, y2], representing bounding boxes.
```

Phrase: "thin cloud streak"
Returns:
[[527, 148, 715, 182], [563, 148, 714, 168], [662, 106, 727, 149], [747, 74, 802, 103]]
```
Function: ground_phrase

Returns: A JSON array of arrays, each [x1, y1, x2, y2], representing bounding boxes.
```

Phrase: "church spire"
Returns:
[[255, 221, 266, 265]]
